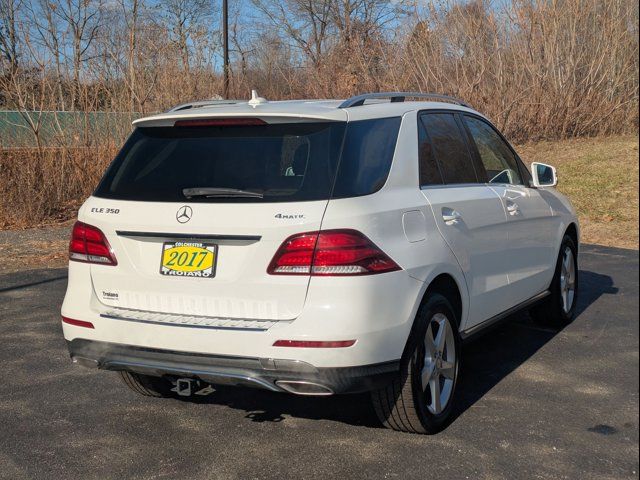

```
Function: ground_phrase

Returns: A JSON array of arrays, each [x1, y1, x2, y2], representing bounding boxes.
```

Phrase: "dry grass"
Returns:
[[517, 135, 639, 249], [0, 146, 117, 229]]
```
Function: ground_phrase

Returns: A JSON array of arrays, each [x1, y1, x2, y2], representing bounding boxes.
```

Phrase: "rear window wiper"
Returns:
[[182, 187, 264, 199]]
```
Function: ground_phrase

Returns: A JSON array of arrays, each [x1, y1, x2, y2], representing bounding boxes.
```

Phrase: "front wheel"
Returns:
[[531, 234, 579, 327], [371, 293, 461, 434]]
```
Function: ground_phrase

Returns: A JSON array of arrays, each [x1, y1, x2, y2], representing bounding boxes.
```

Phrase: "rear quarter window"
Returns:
[[331, 117, 402, 198]]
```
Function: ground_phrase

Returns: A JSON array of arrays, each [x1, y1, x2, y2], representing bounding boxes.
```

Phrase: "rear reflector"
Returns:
[[267, 229, 400, 276], [62, 316, 95, 329], [69, 221, 117, 266], [174, 118, 267, 127], [273, 340, 356, 348]]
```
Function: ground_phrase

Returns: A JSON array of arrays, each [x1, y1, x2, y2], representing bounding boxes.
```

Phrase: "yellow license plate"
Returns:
[[160, 242, 217, 278]]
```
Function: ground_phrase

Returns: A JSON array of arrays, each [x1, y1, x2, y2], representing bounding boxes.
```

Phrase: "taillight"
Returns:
[[69, 221, 117, 266], [267, 229, 400, 276]]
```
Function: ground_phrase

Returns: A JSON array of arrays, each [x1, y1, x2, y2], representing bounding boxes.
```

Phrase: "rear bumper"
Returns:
[[62, 262, 426, 368], [67, 339, 400, 395]]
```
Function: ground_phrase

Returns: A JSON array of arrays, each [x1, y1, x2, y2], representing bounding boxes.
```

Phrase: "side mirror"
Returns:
[[531, 162, 558, 188]]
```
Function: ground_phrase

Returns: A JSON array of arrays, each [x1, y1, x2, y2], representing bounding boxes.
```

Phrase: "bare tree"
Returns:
[[0, 0, 21, 76], [251, 0, 334, 68], [162, 0, 213, 94]]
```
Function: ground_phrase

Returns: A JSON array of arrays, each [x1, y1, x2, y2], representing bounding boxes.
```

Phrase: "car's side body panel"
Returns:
[[488, 184, 558, 304], [420, 184, 512, 329]]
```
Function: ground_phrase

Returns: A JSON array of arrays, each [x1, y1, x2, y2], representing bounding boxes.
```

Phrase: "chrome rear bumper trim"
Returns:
[[100, 307, 281, 331], [116, 231, 261, 242]]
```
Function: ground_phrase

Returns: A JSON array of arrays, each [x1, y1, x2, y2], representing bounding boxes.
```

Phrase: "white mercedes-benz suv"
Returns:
[[61, 92, 579, 434]]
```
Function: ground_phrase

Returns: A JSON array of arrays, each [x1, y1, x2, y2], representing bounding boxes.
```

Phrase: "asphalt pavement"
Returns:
[[0, 244, 638, 480]]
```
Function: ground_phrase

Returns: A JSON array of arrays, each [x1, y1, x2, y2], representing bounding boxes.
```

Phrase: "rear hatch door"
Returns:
[[84, 117, 346, 321]]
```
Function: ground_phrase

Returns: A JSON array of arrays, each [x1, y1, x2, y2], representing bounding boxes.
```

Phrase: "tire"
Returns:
[[119, 371, 175, 398], [371, 293, 461, 434], [531, 234, 579, 327]]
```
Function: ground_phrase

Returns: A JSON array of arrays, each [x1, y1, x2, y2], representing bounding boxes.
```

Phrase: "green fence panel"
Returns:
[[0, 111, 141, 148]]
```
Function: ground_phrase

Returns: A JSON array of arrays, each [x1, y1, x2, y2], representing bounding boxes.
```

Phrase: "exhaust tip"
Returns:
[[275, 380, 334, 396], [72, 356, 99, 369]]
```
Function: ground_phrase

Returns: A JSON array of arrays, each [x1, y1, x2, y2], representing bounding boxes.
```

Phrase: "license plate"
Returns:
[[160, 242, 217, 278]]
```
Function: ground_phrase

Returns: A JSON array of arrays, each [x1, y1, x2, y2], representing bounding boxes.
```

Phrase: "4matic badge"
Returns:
[[275, 213, 305, 220]]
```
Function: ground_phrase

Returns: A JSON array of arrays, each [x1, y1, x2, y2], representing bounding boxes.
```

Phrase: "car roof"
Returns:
[[133, 96, 483, 127]]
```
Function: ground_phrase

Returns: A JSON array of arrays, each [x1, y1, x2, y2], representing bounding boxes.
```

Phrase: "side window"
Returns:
[[464, 116, 523, 185], [419, 113, 478, 185]]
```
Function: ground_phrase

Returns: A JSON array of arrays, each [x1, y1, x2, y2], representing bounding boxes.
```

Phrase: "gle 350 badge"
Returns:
[[160, 242, 217, 278]]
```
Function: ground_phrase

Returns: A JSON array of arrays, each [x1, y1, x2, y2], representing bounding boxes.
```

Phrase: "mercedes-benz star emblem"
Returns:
[[176, 206, 193, 224]]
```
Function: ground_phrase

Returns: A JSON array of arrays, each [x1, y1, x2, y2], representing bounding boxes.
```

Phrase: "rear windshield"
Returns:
[[94, 117, 400, 203]]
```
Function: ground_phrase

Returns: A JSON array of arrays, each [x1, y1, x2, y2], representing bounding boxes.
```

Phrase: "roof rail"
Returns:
[[167, 99, 242, 112], [338, 92, 471, 109]]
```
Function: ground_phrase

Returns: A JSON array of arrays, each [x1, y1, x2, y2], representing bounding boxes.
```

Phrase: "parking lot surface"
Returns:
[[0, 244, 637, 479]]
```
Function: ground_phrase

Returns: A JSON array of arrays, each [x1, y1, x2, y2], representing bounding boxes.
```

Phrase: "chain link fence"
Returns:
[[0, 111, 140, 149]]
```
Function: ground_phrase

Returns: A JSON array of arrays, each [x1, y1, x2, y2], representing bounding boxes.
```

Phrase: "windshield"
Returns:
[[94, 117, 400, 203]]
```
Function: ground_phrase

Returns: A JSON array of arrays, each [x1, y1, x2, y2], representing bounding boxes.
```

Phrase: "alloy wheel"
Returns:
[[420, 313, 457, 415], [560, 246, 576, 314]]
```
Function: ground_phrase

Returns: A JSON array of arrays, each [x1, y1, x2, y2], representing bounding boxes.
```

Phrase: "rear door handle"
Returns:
[[442, 208, 463, 225]]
